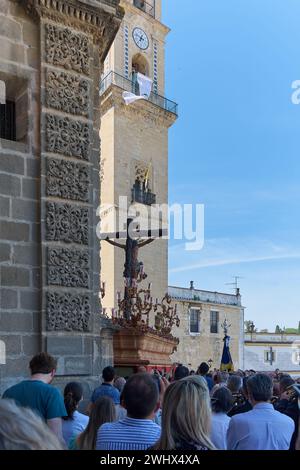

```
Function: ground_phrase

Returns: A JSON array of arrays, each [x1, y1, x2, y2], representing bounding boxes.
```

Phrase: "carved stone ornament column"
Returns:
[[19, 0, 123, 377]]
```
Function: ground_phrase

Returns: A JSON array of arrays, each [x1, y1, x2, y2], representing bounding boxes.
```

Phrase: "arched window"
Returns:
[[132, 53, 149, 77]]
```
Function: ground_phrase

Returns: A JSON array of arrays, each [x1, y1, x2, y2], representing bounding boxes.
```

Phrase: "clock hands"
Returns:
[[133, 28, 148, 49]]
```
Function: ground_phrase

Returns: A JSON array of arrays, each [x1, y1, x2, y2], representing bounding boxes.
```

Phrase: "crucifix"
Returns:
[[104, 218, 166, 320]]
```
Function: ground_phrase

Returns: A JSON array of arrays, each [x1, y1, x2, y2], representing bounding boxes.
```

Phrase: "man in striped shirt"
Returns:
[[96, 373, 161, 450]]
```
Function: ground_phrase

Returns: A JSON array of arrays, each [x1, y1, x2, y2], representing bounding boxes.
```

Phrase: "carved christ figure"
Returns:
[[104, 219, 156, 320], [105, 235, 154, 282]]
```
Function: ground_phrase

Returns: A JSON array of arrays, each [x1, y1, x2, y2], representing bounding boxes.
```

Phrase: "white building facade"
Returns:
[[169, 285, 245, 371], [244, 333, 300, 378]]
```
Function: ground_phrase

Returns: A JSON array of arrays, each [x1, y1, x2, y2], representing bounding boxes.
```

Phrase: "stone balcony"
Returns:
[[100, 71, 178, 116]]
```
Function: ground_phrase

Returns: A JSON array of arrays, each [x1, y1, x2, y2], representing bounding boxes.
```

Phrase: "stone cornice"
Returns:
[[20, 0, 124, 58], [100, 85, 177, 128]]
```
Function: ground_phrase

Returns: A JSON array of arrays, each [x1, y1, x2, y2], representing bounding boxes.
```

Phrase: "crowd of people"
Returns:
[[0, 352, 299, 451]]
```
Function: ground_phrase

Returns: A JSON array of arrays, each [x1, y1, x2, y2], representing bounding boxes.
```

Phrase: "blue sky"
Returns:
[[163, 0, 300, 330]]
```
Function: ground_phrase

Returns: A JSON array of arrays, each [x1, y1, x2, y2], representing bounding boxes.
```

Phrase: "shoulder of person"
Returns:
[[76, 411, 89, 423], [276, 410, 296, 424], [98, 421, 115, 433], [3, 380, 25, 395], [230, 411, 249, 423], [43, 384, 64, 402], [151, 421, 161, 431]]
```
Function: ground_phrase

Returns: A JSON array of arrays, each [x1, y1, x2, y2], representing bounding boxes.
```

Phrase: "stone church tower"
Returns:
[[0, 0, 123, 395], [100, 0, 178, 312]]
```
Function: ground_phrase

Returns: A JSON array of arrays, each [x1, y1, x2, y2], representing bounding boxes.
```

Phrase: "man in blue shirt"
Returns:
[[88, 366, 120, 411], [197, 362, 213, 392], [96, 373, 161, 450], [227, 373, 295, 450], [2, 352, 67, 443]]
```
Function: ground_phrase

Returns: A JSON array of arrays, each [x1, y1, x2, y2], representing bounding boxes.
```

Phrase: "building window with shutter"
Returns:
[[190, 309, 200, 334], [210, 311, 219, 334], [264, 349, 276, 364], [0, 99, 16, 141], [0, 75, 28, 143]]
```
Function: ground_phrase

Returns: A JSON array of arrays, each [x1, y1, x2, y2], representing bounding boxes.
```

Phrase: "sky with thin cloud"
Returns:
[[164, 0, 300, 330]]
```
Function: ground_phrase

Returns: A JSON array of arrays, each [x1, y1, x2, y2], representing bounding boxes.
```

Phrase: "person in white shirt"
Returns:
[[227, 373, 295, 450], [211, 386, 233, 449], [62, 382, 89, 446]]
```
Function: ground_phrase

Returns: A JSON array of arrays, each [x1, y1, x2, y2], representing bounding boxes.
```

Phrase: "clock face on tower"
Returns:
[[132, 27, 149, 50]]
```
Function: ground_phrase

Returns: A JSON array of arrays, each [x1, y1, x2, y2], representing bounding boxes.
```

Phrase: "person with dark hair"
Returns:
[[227, 374, 243, 410], [228, 376, 252, 417], [62, 382, 89, 446], [227, 373, 295, 450], [88, 366, 120, 414], [197, 362, 213, 392], [173, 365, 189, 381], [211, 387, 233, 449], [70, 396, 116, 450], [275, 377, 299, 450], [227, 375, 242, 394], [211, 371, 229, 396], [96, 373, 161, 450], [2, 352, 67, 442]]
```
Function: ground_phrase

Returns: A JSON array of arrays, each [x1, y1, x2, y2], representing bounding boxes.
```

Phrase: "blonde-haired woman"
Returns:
[[0, 399, 63, 450], [152, 376, 215, 450]]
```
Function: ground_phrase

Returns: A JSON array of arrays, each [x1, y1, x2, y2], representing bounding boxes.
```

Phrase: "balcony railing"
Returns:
[[100, 71, 178, 116], [132, 184, 156, 206], [133, 0, 155, 18]]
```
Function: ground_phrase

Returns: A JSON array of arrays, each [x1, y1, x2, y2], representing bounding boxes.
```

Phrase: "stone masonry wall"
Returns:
[[0, 0, 41, 393], [0, 0, 123, 396]]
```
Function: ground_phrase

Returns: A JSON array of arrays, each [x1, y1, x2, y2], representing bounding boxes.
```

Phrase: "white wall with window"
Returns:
[[244, 333, 300, 377]]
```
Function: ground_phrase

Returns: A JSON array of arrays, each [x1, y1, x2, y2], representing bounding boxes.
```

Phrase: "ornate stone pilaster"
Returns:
[[21, 0, 123, 377]]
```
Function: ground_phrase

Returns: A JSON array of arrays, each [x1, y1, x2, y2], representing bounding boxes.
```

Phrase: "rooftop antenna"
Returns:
[[226, 276, 243, 295]]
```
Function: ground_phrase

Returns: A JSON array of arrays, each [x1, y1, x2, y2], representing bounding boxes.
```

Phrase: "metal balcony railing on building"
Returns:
[[131, 184, 156, 206], [133, 0, 155, 18], [100, 71, 178, 116]]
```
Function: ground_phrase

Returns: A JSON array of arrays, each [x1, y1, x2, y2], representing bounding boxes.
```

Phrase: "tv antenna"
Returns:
[[226, 276, 243, 293]]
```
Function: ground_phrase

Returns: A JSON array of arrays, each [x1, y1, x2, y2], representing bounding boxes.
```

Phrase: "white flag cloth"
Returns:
[[0, 80, 6, 105], [123, 73, 153, 105]]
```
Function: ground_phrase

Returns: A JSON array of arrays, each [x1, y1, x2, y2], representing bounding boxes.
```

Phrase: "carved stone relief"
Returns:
[[46, 158, 90, 202], [46, 292, 91, 331], [45, 23, 90, 75], [46, 202, 89, 245], [47, 247, 90, 288], [46, 114, 91, 160], [46, 69, 90, 116]]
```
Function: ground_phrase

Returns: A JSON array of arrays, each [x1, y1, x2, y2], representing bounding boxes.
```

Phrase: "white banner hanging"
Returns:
[[123, 73, 153, 106]]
